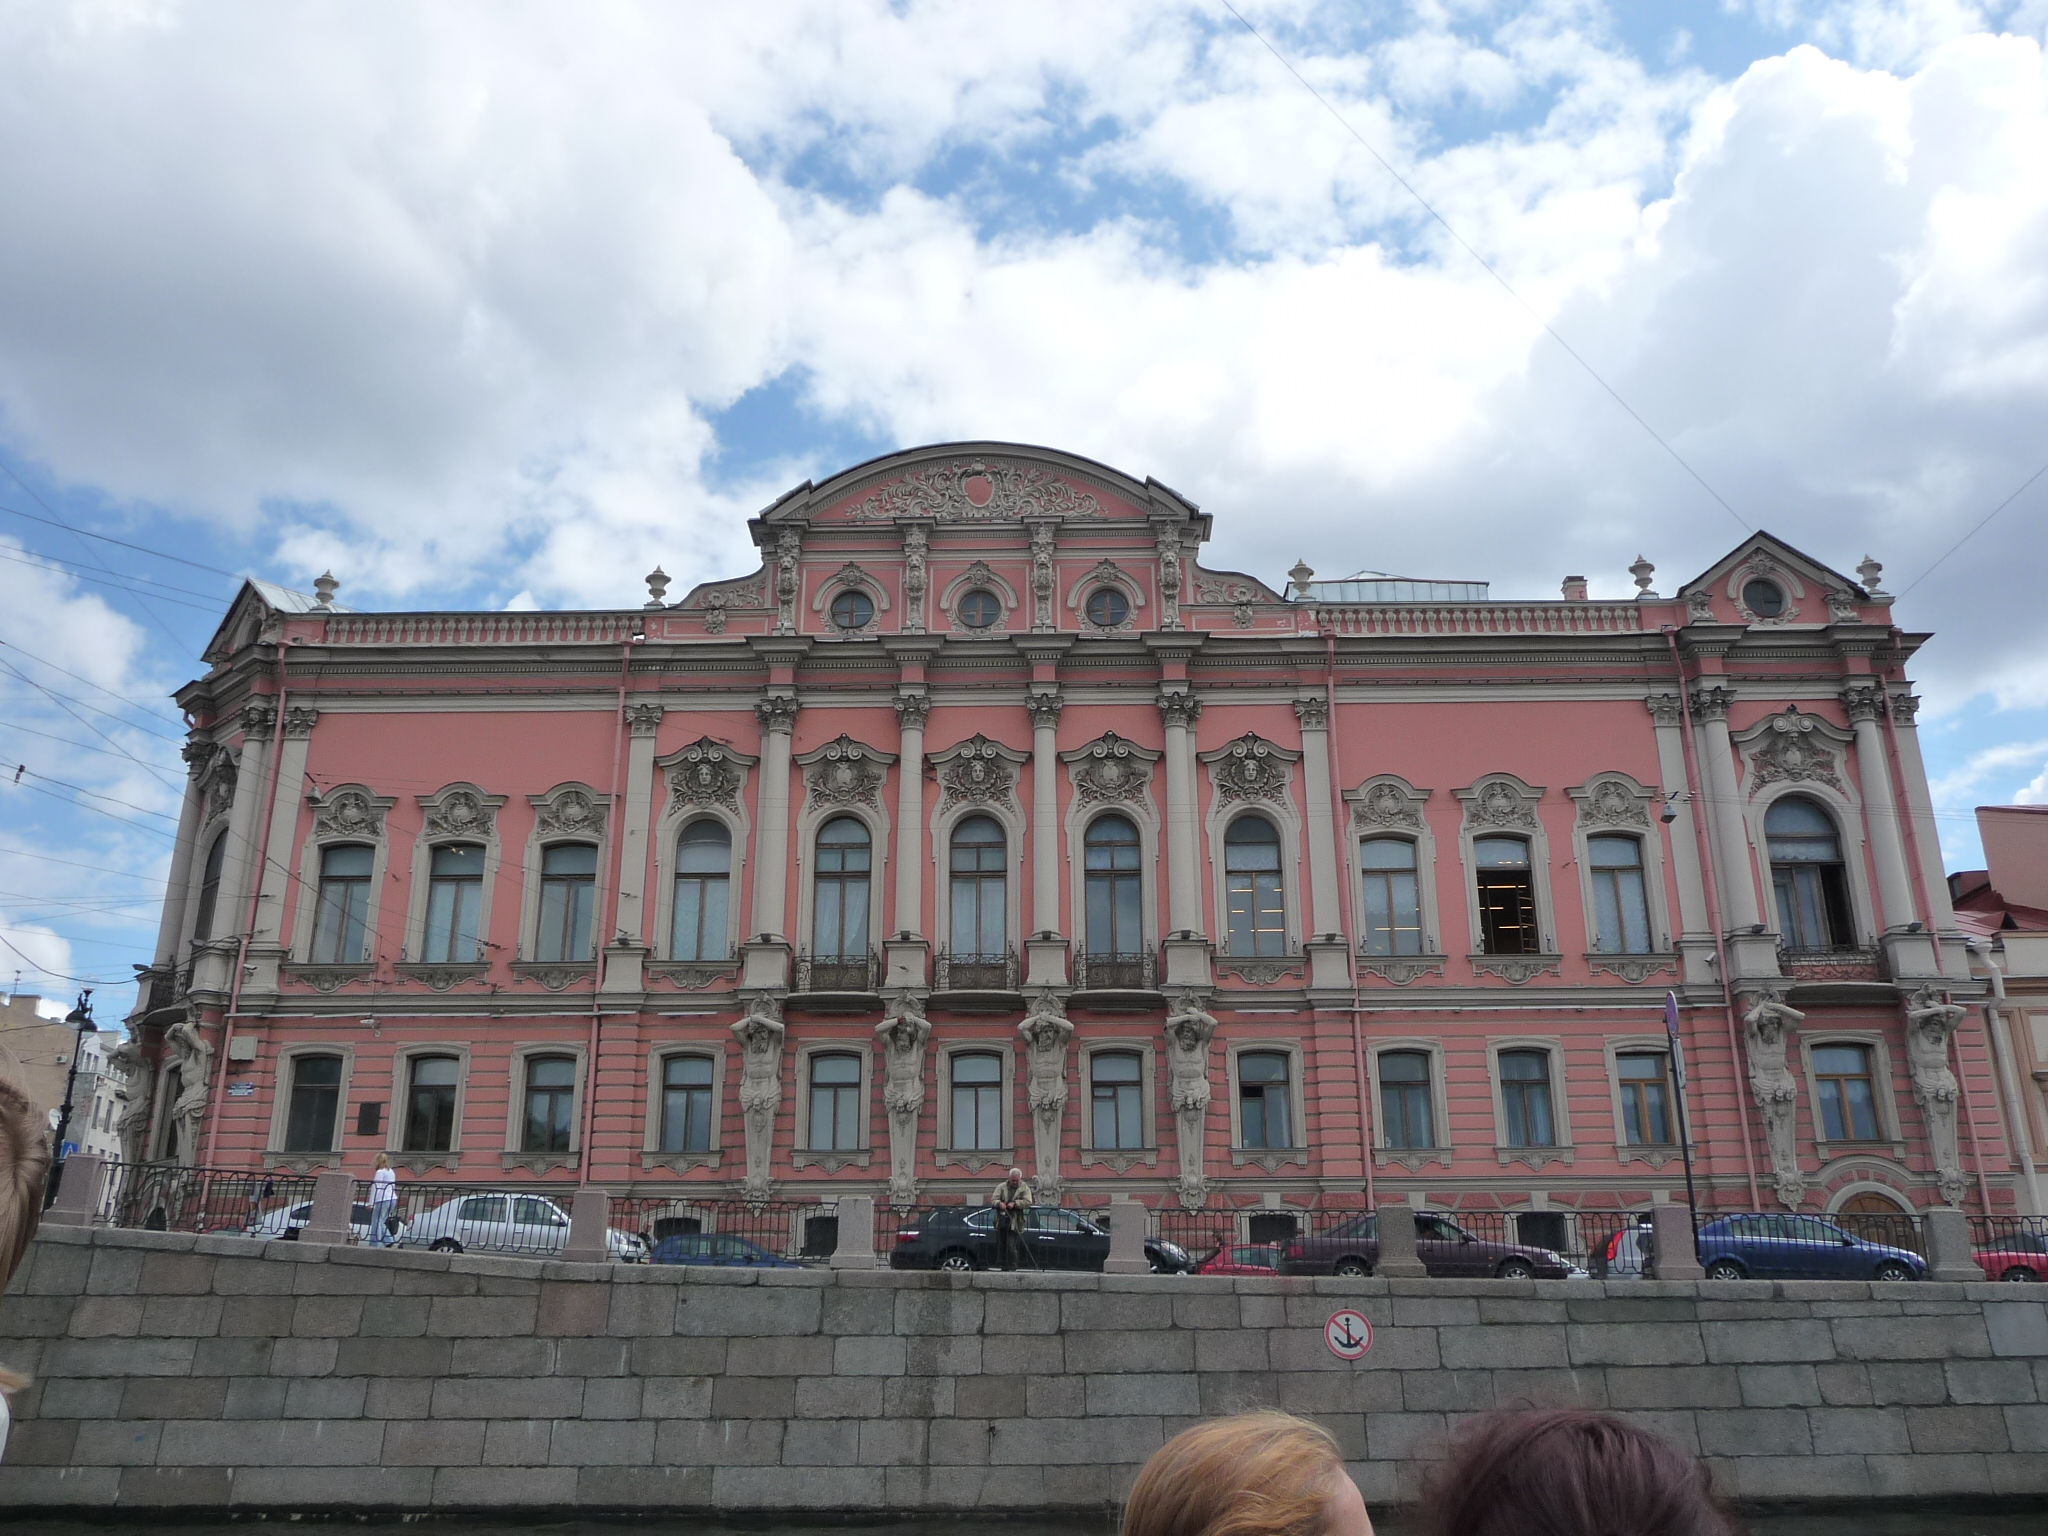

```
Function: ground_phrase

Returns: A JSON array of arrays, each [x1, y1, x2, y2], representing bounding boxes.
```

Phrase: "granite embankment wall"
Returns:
[[4, 1225, 2048, 1514]]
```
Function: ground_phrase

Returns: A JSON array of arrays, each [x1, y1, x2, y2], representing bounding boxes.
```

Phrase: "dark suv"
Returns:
[[888, 1205, 1193, 1273], [1282, 1210, 1576, 1279]]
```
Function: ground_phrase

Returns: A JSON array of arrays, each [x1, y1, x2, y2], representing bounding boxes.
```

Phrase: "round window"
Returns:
[[957, 589, 1002, 629], [1085, 587, 1130, 628], [1742, 579, 1785, 618], [829, 590, 875, 630]]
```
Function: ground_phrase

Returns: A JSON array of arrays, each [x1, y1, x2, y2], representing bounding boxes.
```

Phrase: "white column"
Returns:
[[1843, 685, 1916, 931], [750, 696, 798, 939], [152, 745, 210, 967], [614, 703, 663, 943], [214, 701, 277, 944], [1158, 690, 1203, 935], [1028, 690, 1062, 934], [1646, 696, 1710, 937], [1884, 691, 1958, 930], [1294, 697, 1341, 938], [1689, 686, 1762, 931], [251, 707, 317, 946], [893, 691, 928, 936]]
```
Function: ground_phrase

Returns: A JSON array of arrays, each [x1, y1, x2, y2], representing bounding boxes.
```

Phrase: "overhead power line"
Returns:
[[0, 545, 228, 612], [1896, 459, 2048, 599], [0, 501, 243, 578], [0, 639, 187, 729], [0, 845, 168, 883]]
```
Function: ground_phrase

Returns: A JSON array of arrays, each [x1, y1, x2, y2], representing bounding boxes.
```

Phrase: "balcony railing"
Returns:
[[1312, 601, 1643, 637], [793, 949, 879, 994], [1777, 945, 1886, 982], [934, 947, 1018, 992], [1074, 948, 1157, 991]]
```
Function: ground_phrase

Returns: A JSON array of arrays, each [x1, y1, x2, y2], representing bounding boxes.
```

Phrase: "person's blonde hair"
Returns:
[[1123, 1411, 1347, 1536], [374, 1152, 391, 1170]]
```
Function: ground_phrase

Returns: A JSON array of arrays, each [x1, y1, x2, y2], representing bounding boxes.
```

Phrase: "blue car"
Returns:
[[649, 1232, 803, 1268], [1696, 1214, 1925, 1282]]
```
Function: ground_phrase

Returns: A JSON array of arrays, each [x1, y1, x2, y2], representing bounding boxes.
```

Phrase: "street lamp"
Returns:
[[42, 989, 98, 1210]]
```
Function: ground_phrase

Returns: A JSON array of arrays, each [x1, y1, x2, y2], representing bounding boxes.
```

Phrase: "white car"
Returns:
[[245, 1199, 402, 1246], [399, 1191, 646, 1262], [1597, 1223, 1654, 1280]]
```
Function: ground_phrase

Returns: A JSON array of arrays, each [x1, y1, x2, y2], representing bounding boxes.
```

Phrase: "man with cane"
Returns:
[[989, 1166, 1034, 1271]]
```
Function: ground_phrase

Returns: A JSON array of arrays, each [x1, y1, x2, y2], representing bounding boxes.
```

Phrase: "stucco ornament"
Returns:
[[1072, 733, 1151, 805], [668, 741, 745, 813], [774, 530, 801, 635], [1019, 995, 1074, 1200], [844, 457, 1103, 524], [1210, 734, 1289, 804], [1748, 711, 1846, 795], [1904, 986, 1970, 1206], [205, 757, 239, 821], [536, 789, 605, 839], [425, 789, 496, 839], [876, 998, 932, 1208], [1156, 528, 1183, 631], [731, 996, 786, 1203], [1740, 987, 1807, 1207], [1686, 589, 1715, 624], [1164, 996, 1218, 1208], [902, 526, 928, 634], [164, 1018, 215, 1168], [108, 1035, 156, 1166], [1029, 522, 1057, 630], [1578, 777, 1649, 829], [806, 738, 887, 808], [1353, 779, 1425, 831], [1827, 589, 1859, 623], [1465, 777, 1539, 831], [938, 737, 1015, 809], [314, 788, 384, 841]]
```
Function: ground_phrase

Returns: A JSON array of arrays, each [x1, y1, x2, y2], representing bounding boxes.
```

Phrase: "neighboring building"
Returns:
[[0, 991, 120, 1158], [121, 443, 2008, 1227]]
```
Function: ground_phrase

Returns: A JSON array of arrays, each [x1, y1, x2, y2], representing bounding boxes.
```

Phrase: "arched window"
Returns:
[[403, 1055, 459, 1152], [1237, 1050, 1292, 1148], [191, 830, 228, 944], [1360, 838, 1422, 955], [671, 820, 731, 961], [423, 843, 486, 963], [1378, 1051, 1434, 1149], [950, 1052, 1002, 1151], [1224, 816, 1285, 956], [536, 843, 599, 962], [808, 1053, 862, 1150], [1474, 836, 1538, 955], [1767, 797, 1852, 950], [1084, 815, 1143, 974], [1587, 835, 1653, 954], [1090, 1050, 1143, 1150], [949, 815, 1007, 972], [310, 843, 374, 963], [660, 1055, 715, 1153], [812, 817, 872, 965]]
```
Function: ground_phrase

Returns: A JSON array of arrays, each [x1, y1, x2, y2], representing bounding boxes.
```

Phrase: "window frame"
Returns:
[[1486, 1038, 1574, 1165], [289, 785, 396, 974], [1798, 1031, 1903, 1153], [1358, 835, 1426, 957], [1218, 812, 1292, 960], [1226, 1039, 1307, 1163], [518, 1054, 581, 1157], [792, 1043, 871, 1163], [642, 1043, 727, 1168], [1762, 793, 1858, 951], [935, 1043, 1013, 1162], [1455, 774, 1556, 963], [403, 783, 506, 970], [650, 740, 756, 971], [189, 827, 231, 948], [792, 739, 896, 969], [809, 814, 877, 965], [667, 817, 737, 963], [1199, 740, 1305, 961], [1078, 1038, 1158, 1162], [938, 563, 1022, 636], [1079, 811, 1151, 969], [926, 746, 1026, 974], [1730, 724, 1874, 947], [385, 1042, 471, 1167], [308, 841, 378, 965], [532, 840, 602, 964], [1598, 1035, 1680, 1162], [515, 782, 611, 970], [809, 567, 889, 637], [1371, 1042, 1450, 1165], [265, 1042, 355, 1161], [1344, 776, 1443, 972], [500, 1043, 587, 1169], [1586, 834, 1656, 956]]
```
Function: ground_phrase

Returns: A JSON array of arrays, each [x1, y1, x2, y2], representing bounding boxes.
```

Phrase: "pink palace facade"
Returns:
[[120, 443, 2027, 1230]]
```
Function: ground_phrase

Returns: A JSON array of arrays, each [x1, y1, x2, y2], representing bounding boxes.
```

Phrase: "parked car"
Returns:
[[888, 1205, 1192, 1273], [1590, 1222, 1654, 1280], [1695, 1214, 1923, 1281], [1196, 1243, 1284, 1277], [1282, 1210, 1576, 1279], [1973, 1228, 2047, 1282], [400, 1192, 647, 1262], [245, 1200, 398, 1245], [649, 1232, 801, 1268]]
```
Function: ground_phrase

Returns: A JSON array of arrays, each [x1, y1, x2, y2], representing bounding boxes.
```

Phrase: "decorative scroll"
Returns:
[[1207, 733, 1292, 804], [938, 736, 1017, 810], [805, 737, 888, 808], [1069, 732, 1154, 805], [313, 787, 387, 841], [534, 786, 606, 839], [422, 786, 499, 840], [1746, 711, 1847, 795], [1460, 775, 1541, 831], [667, 740, 747, 814]]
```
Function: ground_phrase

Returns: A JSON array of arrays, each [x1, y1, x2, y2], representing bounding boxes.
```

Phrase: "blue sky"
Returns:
[[1, 0, 2046, 1020]]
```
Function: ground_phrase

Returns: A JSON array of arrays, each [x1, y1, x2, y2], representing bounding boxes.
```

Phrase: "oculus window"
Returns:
[[1743, 579, 1786, 617], [957, 589, 1001, 629], [1084, 587, 1129, 627], [829, 590, 873, 630]]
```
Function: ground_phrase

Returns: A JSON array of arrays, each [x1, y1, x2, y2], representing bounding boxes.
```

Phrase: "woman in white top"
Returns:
[[368, 1153, 398, 1247]]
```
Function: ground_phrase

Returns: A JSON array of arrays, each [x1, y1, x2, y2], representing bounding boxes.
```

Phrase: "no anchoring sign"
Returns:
[[1324, 1308, 1373, 1360]]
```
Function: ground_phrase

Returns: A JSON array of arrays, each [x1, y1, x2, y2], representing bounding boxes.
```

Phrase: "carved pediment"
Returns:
[[933, 734, 1026, 810], [1200, 733, 1299, 805], [799, 736, 894, 808], [841, 457, 1105, 524], [1734, 708, 1853, 797], [310, 784, 393, 841], [661, 739, 755, 814], [1063, 731, 1159, 806]]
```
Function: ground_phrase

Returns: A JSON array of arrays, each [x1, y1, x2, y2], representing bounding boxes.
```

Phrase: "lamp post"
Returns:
[[43, 989, 97, 1210]]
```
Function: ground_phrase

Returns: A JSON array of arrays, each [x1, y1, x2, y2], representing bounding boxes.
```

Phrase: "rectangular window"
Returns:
[[1474, 837, 1539, 955], [283, 1055, 342, 1152], [423, 844, 485, 963], [535, 843, 598, 963], [661, 1055, 714, 1153], [522, 1057, 577, 1153], [1499, 1048, 1556, 1147], [1237, 1051, 1292, 1149], [950, 1053, 1003, 1151], [1617, 1051, 1672, 1146], [808, 1053, 861, 1151], [1813, 1044, 1880, 1141], [310, 844, 374, 964], [1360, 838, 1423, 955], [1378, 1050, 1434, 1149], [1090, 1051, 1143, 1150], [403, 1055, 459, 1152], [1588, 835, 1653, 954]]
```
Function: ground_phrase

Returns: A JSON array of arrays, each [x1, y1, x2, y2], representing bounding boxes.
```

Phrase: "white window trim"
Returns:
[[1798, 1030, 1906, 1159], [514, 782, 610, 964], [1346, 776, 1443, 972], [1078, 1037, 1158, 1165], [927, 736, 1029, 966], [1455, 774, 1559, 964], [182, 819, 235, 954], [649, 738, 756, 966], [938, 561, 1022, 637], [1066, 804, 1161, 970], [1370, 1039, 1452, 1169], [810, 562, 891, 639], [402, 783, 508, 967], [288, 784, 397, 968], [642, 1042, 727, 1171], [1202, 762, 1305, 960], [793, 739, 896, 964], [502, 1042, 587, 1172], [1063, 560, 1147, 633], [1742, 779, 1879, 949], [1486, 1036, 1574, 1167], [791, 1038, 873, 1167], [266, 1041, 356, 1161], [1225, 1038, 1308, 1167], [934, 1040, 1015, 1169], [386, 1042, 471, 1170], [1566, 773, 1676, 963], [1602, 1035, 1682, 1166]]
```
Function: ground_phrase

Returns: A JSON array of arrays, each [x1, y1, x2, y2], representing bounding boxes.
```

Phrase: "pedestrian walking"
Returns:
[[367, 1152, 398, 1247], [1121, 1410, 1372, 1536], [988, 1167, 1033, 1271]]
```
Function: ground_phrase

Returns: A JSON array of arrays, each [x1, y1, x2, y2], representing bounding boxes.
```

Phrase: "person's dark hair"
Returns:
[[1419, 1408, 1735, 1536]]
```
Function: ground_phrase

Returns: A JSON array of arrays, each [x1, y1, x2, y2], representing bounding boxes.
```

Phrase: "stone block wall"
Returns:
[[4, 1225, 2047, 1512]]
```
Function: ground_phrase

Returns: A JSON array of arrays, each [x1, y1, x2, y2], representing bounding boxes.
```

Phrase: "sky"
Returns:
[[1, 0, 2046, 1024]]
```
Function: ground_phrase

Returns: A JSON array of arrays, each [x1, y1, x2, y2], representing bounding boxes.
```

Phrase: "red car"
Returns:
[[1196, 1243, 1284, 1277], [1974, 1229, 2047, 1282]]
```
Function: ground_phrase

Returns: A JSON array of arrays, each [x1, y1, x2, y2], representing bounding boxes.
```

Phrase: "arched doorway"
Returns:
[[1833, 1188, 1919, 1253]]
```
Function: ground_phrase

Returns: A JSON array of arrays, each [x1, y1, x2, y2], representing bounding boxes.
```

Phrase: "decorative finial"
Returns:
[[644, 566, 671, 609], [311, 571, 338, 609], [1288, 559, 1314, 600], [1629, 555, 1656, 598], [1856, 555, 1885, 595]]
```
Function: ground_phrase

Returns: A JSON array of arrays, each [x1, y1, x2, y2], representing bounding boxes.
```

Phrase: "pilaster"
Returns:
[[1294, 696, 1351, 991], [1647, 694, 1717, 987]]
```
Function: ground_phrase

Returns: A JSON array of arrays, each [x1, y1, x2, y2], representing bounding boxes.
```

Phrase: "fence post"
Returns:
[[1647, 1204, 1703, 1280], [301, 1170, 355, 1245], [1104, 1195, 1151, 1274], [563, 1188, 613, 1263], [1374, 1198, 1426, 1278], [41, 1151, 103, 1227], [1922, 1207, 1980, 1282], [829, 1195, 877, 1269]]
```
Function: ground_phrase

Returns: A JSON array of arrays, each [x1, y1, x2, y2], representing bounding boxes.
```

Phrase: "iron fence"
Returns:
[[1969, 1215, 2048, 1281], [1074, 948, 1156, 991], [94, 1160, 315, 1237], [348, 1181, 596, 1259], [793, 950, 879, 993], [608, 1196, 844, 1263], [933, 946, 1019, 992]]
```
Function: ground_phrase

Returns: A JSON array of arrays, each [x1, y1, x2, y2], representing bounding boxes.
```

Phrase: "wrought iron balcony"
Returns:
[[934, 946, 1018, 993], [1074, 948, 1157, 991], [793, 949, 880, 994]]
